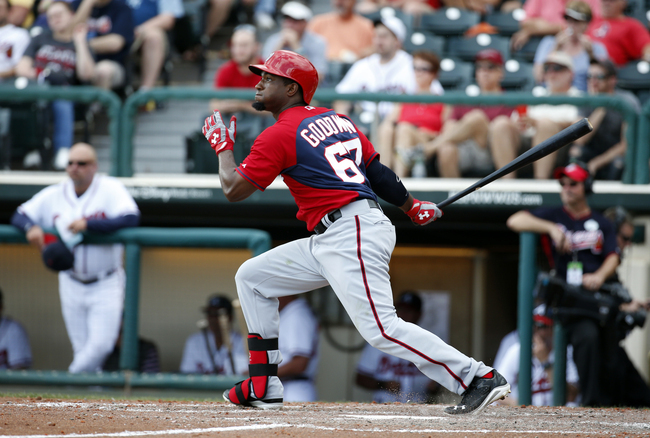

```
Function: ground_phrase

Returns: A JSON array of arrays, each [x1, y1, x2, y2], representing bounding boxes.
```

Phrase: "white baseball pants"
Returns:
[[59, 269, 125, 373], [235, 200, 491, 395]]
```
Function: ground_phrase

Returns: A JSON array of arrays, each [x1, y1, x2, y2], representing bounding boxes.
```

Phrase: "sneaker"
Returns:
[[54, 147, 69, 170], [22, 150, 42, 169], [444, 370, 510, 415], [222, 377, 283, 410]]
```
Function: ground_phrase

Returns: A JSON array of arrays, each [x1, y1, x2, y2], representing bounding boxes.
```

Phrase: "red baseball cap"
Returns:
[[553, 162, 590, 182], [475, 49, 504, 66], [533, 304, 553, 326]]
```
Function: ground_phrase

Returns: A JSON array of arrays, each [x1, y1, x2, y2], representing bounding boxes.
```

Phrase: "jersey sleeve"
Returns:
[[16, 184, 60, 226], [105, 178, 140, 218], [600, 216, 618, 256], [626, 20, 650, 60], [236, 127, 290, 191]]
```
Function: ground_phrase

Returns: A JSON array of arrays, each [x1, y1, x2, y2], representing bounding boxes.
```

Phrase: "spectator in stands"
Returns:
[[495, 304, 580, 406], [126, 0, 184, 98], [263, 2, 327, 79], [204, 0, 275, 45], [533, 1, 608, 91], [334, 16, 442, 127], [491, 51, 582, 179], [102, 320, 161, 373], [569, 59, 640, 180], [586, 0, 650, 66], [355, 0, 438, 18], [8, 0, 34, 28], [0, 0, 30, 80], [71, 0, 135, 91], [0, 287, 33, 370], [277, 295, 320, 402], [510, 0, 601, 52], [15, 1, 96, 170], [420, 49, 514, 178], [180, 294, 248, 375], [210, 24, 270, 151], [377, 50, 444, 177], [210, 24, 262, 113], [307, 0, 374, 63], [355, 291, 440, 403]]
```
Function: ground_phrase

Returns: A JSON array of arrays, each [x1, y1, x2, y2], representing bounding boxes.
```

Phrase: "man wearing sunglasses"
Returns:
[[507, 161, 650, 407], [569, 59, 641, 181], [10, 142, 140, 374]]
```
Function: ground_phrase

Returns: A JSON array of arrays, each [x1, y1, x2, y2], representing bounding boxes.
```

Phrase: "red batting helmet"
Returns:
[[249, 50, 319, 104]]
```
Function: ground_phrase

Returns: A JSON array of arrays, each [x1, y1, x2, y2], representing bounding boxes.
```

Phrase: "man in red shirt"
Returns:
[[586, 0, 650, 66]]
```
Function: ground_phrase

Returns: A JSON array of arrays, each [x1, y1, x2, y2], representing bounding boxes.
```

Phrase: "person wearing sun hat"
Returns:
[[533, 0, 609, 91]]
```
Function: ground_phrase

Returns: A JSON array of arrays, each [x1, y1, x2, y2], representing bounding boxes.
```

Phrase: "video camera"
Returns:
[[534, 272, 646, 334]]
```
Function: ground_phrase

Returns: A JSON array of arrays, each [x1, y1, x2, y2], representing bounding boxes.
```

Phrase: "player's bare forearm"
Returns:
[[217, 150, 256, 202], [507, 211, 555, 234], [277, 356, 310, 378]]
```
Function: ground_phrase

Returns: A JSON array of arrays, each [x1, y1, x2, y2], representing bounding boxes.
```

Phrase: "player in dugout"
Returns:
[[202, 50, 511, 414]]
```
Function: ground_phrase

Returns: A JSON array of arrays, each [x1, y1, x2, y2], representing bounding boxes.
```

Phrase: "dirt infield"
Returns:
[[1, 396, 649, 437]]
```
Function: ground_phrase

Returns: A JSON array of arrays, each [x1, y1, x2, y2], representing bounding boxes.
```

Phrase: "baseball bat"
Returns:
[[437, 118, 593, 209]]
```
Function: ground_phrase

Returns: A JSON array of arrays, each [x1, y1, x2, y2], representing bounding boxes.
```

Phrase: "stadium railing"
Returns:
[[121, 88, 643, 183], [0, 224, 271, 391], [0, 85, 121, 174]]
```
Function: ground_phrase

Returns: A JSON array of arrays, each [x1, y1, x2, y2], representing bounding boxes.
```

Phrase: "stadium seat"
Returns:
[[417, 8, 481, 36], [511, 36, 542, 62], [501, 59, 535, 91], [403, 31, 446, 57], [437, 58, 473, 90], [447, 34, 510, 62], [616, 60, 650, 90], [485, 9, 525, 36]]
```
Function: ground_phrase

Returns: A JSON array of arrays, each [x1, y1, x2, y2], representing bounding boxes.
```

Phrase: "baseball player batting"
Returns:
[[11, 143, 140, 373], [202, 50, 510, 414]]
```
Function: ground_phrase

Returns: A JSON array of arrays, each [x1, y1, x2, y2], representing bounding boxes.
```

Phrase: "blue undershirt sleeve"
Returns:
[[365, 159, 410, 207], [86, 214, 140, 233]]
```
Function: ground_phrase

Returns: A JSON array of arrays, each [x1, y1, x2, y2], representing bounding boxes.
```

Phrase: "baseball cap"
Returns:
[[42, 240, 75, 271], [204, 294, 233, 315], [396, 291, 422, 311], [533, 304, 553, 327], [544, 51, 574, 72], [475, 48, 504, 66], [553, 162, 590, 182], [281, 1, 312, 21], [373, 15, 406, 43]]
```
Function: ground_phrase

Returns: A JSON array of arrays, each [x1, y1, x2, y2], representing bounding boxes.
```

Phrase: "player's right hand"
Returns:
[[26, 225, 45, 249], [406, 198, 443, 226], [202, 111, 236, 155]]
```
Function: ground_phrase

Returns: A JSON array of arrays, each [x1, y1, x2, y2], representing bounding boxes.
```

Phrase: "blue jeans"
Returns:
[[52, 99, 74, 153]]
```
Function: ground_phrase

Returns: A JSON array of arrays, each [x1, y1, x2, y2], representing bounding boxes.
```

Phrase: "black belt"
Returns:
[[69, 268, 117, 285], [314, 199, 380, 235]]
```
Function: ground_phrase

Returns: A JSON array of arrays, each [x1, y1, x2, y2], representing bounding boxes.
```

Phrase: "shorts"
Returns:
[[458, 139, 493, 174]]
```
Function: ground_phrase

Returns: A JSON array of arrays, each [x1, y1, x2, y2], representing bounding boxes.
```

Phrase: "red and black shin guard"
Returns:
[[225, 334, 282, 408]]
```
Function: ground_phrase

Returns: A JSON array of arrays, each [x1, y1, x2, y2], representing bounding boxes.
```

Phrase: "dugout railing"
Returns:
[[0, 224, 270, 391]]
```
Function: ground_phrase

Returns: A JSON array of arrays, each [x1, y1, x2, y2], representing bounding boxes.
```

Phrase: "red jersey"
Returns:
[[214, 58, 264, 88], [587, 17, 650, 66], [237, 106, 379, 231], [397, 103, 444, 133]]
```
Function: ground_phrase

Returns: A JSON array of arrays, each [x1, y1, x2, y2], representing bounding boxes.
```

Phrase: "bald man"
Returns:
[[11, 142, 140, 373]]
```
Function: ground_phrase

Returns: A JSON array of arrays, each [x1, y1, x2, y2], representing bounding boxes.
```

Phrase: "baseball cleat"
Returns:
[[222, 388, 283, 410], [444, 370, 510, 415]]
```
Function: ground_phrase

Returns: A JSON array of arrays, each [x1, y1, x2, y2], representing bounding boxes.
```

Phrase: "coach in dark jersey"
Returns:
[[507, 162, 650, 407], [202, 50, 510, 414]]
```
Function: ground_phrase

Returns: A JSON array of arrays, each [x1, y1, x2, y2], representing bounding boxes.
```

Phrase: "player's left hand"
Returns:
[[68, 218, 88, 234], [406, 198, 442, 226], [202, 111, 236, 155]]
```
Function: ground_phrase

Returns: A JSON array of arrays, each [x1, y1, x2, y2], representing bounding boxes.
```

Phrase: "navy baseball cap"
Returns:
[[396, 291, 422, 311], [204, 294, 233, 315], [42, 240, 74, 271]]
